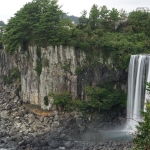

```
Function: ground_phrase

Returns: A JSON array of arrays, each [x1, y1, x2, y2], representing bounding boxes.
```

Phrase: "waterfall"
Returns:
[[127, 55, 150, 131]]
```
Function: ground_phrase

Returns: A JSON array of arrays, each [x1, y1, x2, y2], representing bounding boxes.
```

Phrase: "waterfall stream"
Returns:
[[127, 55, 150, 131]]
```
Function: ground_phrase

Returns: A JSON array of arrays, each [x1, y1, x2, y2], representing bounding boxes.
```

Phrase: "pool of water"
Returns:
[[78, 130, 133, 143]]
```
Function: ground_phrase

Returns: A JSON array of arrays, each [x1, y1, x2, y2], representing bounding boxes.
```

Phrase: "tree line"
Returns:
[[1, 0, 150, 69]]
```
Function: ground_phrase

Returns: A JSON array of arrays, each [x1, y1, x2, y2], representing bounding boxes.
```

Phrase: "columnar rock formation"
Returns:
[[0, 45, 127, 110]]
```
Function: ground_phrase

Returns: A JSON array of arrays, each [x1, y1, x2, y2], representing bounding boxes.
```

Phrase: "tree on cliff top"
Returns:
[[3, 0, 73, 54], [89, 4, 101, 30], [127, 10, 150, 36]]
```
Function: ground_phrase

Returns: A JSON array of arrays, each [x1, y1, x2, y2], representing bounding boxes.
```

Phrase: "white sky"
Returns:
[[0, 0, 150, 24]]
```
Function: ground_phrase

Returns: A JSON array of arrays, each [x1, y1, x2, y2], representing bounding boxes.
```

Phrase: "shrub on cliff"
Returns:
[[132, 83, 150, 150], [49, 84, 126, 112], [132, 102, 150, 150], [35, 60, 42, 76], [44, 96, 49, 106], [3, 67, 20, 84], [49, 92, 72, 111], [85, 86, 126, 112]]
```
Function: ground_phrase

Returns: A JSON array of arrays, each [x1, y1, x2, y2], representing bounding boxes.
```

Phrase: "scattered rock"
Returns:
[[0, 88, 132, 150], [0, 110, 9, 119], [46, 140, 59, 149]]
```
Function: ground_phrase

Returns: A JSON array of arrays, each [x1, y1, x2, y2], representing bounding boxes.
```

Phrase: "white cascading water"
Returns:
[[127, 55, 150, 131]]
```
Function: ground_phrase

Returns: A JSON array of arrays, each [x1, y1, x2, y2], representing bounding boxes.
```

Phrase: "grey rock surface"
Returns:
[[0, 46, 127, 110]]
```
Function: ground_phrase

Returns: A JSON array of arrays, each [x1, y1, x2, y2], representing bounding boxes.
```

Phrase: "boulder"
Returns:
[[64, 141, 74, 149], [28, 114, 35, 124]]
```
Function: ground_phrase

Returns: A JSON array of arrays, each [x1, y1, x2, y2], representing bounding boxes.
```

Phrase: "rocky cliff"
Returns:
[[0, 45, 127, 110]]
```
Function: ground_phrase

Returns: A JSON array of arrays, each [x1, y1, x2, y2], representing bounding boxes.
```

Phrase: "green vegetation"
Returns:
[[36, 47, 41, 58], [35, 60, 42, 76], [49, 83, 126, 112], [0, 26, 5, 49], [35, 47, 42, 76], [1, 1, 149, 117], [18, 84, 22, 92], [49, 91, 72, 110], [75, 67, 83, 74], [132, 83, 150, 150], [132, 102, 150, 150], [44, 96, 49, 106], [2, 0, 74, 55], [2, 1, 150, 70], [85, 85, 126, 112], [3, 67, 21, 84], [16, 84, 22, 97], [61, 63, 70, 71], [49, 91, 88, 111], [54, 92, 72, 108]]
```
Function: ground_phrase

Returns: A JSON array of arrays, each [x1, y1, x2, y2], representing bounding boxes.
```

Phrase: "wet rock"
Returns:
[[59, 134, 66, 140], [9, 134, 22, 142], [40, 140, 49, 147], [19, 140, 26, 146], [0, 139, 6, 144], [31, 138, 40, 147], [46, 140, 59, 149], [64, 141, 74, 149], [76, 118, 83, 125]]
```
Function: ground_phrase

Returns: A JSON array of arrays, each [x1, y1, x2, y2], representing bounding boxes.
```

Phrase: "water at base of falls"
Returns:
[[126, 54, 150, 131], [78, 130, 133, 142]]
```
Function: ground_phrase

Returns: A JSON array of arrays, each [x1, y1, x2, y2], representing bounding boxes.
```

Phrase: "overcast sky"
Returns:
[[0, 0, 150, 23]]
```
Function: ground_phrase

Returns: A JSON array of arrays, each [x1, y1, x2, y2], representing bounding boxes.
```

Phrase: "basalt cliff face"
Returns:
[[0, 45, 127, 110]]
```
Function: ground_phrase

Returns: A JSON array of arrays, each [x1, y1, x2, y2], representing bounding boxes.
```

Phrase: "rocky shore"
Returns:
[[0, 87, 132, 150]]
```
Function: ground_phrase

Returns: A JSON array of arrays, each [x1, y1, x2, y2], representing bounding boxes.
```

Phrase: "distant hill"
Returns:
[[63, 14, 79, 24], [0, 21, 6, 26]]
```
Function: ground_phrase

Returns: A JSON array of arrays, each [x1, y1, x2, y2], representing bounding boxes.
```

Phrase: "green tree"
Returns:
[[119, 9, 128, 20], [109, 8, 119, 22], [85, 86, 126, 112], [33, 0, 63, 46], [99, 5, 110, 30], [3, 0, 41, 54], [99, 5, 109, 20], [56, 18, 74, 45], [2, 0, 67, 54], [89, 4, 100, 30], [52, 92, 72, 110], [78, 10, 89, 29], [128, 10, 150, 36], [109, 8, 119, 23]]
